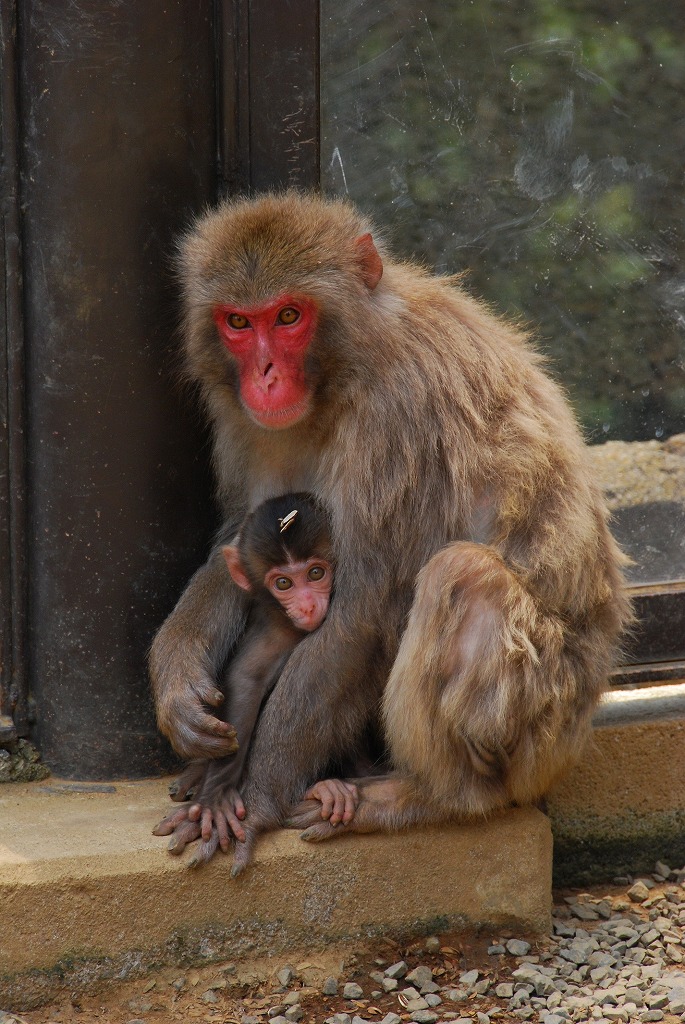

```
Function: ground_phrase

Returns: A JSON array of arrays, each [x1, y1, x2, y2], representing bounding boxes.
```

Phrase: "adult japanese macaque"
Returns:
[[164, 493, 357, 865], [150, 191, 630, 873]]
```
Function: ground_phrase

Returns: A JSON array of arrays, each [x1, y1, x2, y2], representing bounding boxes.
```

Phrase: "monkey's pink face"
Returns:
[[213, 297, 318, 429], [265, 557, 333, 632]]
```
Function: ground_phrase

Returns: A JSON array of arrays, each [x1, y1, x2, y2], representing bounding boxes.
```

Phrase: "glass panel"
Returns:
[[321, 0, 685, 585]]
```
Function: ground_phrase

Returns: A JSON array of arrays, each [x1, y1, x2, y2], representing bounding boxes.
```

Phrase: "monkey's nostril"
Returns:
[[263, 362, 273, 377]]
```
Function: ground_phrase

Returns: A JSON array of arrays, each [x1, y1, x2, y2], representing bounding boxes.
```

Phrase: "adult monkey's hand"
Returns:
[[150, 550, 246, 760]]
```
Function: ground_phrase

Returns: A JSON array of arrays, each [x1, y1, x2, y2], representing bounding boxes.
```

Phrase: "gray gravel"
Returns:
[[320, 860, 685, 1024]]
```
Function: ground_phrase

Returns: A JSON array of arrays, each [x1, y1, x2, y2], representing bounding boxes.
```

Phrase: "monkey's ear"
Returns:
[[354, 233, 383, 291], [221, 545, 252, 591]]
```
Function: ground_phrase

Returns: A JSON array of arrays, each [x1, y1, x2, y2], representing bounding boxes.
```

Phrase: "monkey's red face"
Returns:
[[213, 297, 318, 429], [265, 557, 333, 632]]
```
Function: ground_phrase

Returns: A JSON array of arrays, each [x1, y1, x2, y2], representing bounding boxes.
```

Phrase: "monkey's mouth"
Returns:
[[244, 396, 311, 430]]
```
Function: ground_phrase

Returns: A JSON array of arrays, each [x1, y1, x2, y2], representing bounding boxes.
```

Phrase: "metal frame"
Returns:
[[0, 0, 28, 741], [216, 0, 320, 194]]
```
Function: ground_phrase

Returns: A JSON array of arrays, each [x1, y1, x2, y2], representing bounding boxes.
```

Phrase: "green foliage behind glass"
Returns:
[[321, 0, 685, 442]]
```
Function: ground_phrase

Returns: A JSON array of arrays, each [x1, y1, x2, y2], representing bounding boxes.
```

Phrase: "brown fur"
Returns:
[[150, 191, 631, 865]]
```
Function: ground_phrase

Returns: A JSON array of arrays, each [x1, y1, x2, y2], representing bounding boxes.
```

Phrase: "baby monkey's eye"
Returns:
[[275, 576, 293, 591], [227, 313, 249, 329], [307, 565, 326, 581], [278, 307, 300, 325]]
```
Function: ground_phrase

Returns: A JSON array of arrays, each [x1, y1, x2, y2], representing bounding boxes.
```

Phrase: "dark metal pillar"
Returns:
[[19, 0, 217, 777], [217, 0, 320, 194], [0, 1, 28, 744]]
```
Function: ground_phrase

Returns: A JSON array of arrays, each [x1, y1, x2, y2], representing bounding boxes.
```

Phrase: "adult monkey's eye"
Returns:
[[307, 565, 325, 581], [275, 576, 293, 591], [278, 307, 300, 325], [227, 313, 249, 329]]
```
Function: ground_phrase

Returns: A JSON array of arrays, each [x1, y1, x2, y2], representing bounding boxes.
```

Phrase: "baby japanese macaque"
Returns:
[[161, 493, 357, 867]]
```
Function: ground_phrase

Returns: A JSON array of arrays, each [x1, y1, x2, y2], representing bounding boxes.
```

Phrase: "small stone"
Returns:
[[409, 1012, 438, 1024], [507, 940, 532, 956], [269, 1018, 289, 1024], [143, 981, 156, 993], [351, 1018, 368, 1024], [425, 994, 442, 1007], [326, 1016, 351, 1024], [667, 988, 685, 1014], [323, 977, 339, 996], [474, 979, 490, 995], [170, 977, 186, 990], [459, 970, 479, 986], [570, 904, 599, 921], [379, 1015, 401, 1024], [425, 936, 441, 953], [406, 998, 429, 1011], [283, 992, 302, 1006], [278, 967, 295, 987], [400, 987, 421, 1001], [382, 978, 398, 993], [476, 1014, 490, 1024], [496, 983, 514, 998], [343, 983, 364, 1000], [201, 990, 218, 1004], [406, 966, 434, 989], [628, 882, 651, 904], [443, 988, 468, 1002], [284, 1009, 303, 1024], [268, 1008, 286, 1018], [553, 920, 576, 938], [488, 944, 506, 955], [385, 961, 408, 980], [539, 1015, 565, 1024], [645, 994, 668, 1009], [640, 1012, 664, 1022], [655, 861, 672, 878]]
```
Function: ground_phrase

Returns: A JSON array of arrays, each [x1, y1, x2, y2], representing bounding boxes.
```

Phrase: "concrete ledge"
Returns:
[[0, 778, 551, 997], [593, 681, 685, 727], [550, 692, 685, 886]]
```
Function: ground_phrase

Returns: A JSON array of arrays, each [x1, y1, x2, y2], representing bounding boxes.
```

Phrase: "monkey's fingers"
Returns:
[[152, 805, 192, 836], [304, 779, 359, 825], [219, 792, 247, 845], [299, 820, 344, 843], [284, 798, 328, 830], [230, 829, 257, 877], [201, 807, 214, 842], [169, 761, 206, 802], [166, 818, 202, 855], [188, 828, 221, 868], [172, 686, 238, 759]]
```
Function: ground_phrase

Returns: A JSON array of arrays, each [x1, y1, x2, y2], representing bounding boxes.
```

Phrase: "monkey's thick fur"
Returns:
[[150, 192, 631, 865]]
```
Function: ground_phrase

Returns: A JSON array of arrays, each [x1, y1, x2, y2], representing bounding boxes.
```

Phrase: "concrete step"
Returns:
[[549, 682, 685, 886], [0, 778, 551, 1007]]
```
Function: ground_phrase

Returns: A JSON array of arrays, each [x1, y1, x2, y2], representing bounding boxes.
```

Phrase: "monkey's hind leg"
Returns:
[[384, 540, 586, 819]]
